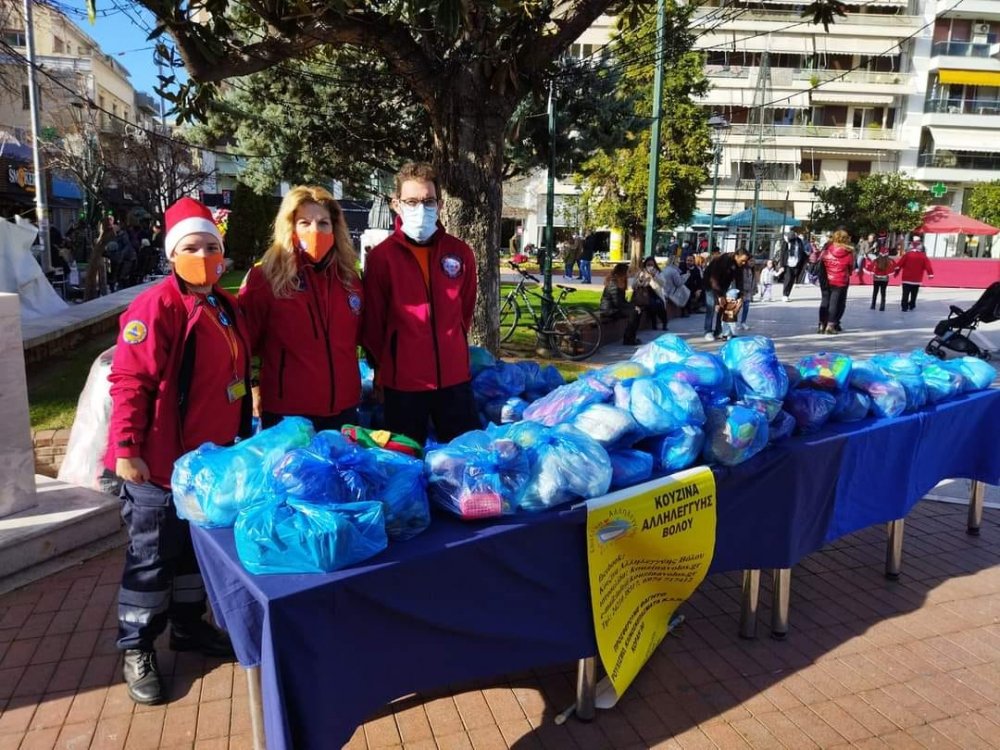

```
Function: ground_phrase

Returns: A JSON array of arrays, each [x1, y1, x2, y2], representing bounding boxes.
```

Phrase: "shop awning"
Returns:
[[929, 126, 1000, 153], [917, 206, 998, 236], [811, 91, 895, 105], [937, 69, 1000, 86]]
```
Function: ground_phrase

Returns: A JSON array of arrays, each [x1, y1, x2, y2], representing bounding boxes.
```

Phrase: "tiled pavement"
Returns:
[[1, 500, 997, 749]]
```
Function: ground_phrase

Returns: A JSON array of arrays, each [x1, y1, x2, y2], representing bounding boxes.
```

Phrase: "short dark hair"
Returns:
[[395, 162, 440, 198], [735, 248, 750, 257]]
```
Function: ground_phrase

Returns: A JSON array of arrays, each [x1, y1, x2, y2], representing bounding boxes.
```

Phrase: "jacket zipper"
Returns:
[[389, 331, 399, 384], [308, 270, 337, 412], [278, 349, 286, 399], [305, 303, 318, 339]]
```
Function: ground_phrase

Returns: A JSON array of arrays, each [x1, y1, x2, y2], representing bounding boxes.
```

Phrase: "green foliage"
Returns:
[[224, 183, 279, 269], [812, 173, 925, 236], [802, 0, 847, 32], [966, 180, 1000, 229], [576, 2, 710, 246]]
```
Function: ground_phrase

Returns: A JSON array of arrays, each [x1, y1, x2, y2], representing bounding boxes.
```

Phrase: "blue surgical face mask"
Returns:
[[400, 203, 438, 243]]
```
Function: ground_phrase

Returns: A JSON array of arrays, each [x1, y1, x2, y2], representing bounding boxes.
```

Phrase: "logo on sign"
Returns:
[[7, 166, 36, 192]]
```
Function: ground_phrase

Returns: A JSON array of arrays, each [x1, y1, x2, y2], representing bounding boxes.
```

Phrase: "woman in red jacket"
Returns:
[[810, 229, 854, 334], [106, 197, 251, 706], [239, 186, 363, 430]]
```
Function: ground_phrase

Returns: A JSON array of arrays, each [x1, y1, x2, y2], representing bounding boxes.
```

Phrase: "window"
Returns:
[[2, 29, 26, 47], [846, 161, 872, 182], [21, 85, 29, 110], [53, 36, 64, 54]]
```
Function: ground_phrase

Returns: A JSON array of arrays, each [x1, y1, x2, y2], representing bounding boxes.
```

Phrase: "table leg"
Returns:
[[885, 518, 905, 580], [739, 569, 760, 640], [968, 481, 984, 536], [246, 667, 266, 750], [575, 656, 597, 722], [771, 568, 791, 640]]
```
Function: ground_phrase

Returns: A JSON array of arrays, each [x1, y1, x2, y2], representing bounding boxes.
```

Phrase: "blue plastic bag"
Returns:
[[679, 352, 733, 393], [609, 450, 654, 490], [639, 425, 705, 472], [702, 405, 769, 467], [504, 422, 612, 510], [472, 361, 527, 402], [366, 449, 431, 541], [516, 361, 565, 401], [469, 346, 497, 376], [627, 377, 705, 434], [720, 336, 789, 401], [940, 357, 997, 391], [831, 389, 871, 423], [584, 361, 651, 389], [424, 431, 531, 519], [571, 403, 642, 447], [783, 364, 802, 390], [173, 417, 315, 528], [270, 447, 353, 505], [871, 353, 921, 378], [739, 395, 784, 422], [768, 410, 796, 442], [919, 363, 964, 403], [796, 352, 853, 391], [235, 499, 387, 575], [849, 363, 907, 419], [630, 334, 694, 371], [784, 389, 838, 433], [523, 377, 614, 426], [484, 397, 529, 425]]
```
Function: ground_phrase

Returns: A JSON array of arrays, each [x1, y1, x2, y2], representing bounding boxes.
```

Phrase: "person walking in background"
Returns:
[[855, 233, 874, 285], [777, 228, 806, 301], [865, 247, 896, 311], [810, 229, 854, 334], [563, 237, 579, 279], [758, 259, 775, 302], [239, 185, 364, 431], [895, 237, 934, 311], [600, 262, 642, 345], [578, 232, 598, 283], [737, 260, 755, 330]]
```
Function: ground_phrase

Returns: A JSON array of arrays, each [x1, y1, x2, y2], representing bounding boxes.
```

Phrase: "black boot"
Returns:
[[123, 649, 165, 705], [170, 619, 235, 659]]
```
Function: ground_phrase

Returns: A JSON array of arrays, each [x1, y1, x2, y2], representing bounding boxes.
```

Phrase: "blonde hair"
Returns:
[[261, 185, 358, 298], [831, 229, 853, 248]]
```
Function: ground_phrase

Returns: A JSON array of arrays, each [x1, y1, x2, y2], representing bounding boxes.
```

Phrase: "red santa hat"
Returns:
[[163, 197, 224, 258]]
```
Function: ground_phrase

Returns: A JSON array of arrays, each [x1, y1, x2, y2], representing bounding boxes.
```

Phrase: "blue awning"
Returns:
[[718, 207, 801, 227]]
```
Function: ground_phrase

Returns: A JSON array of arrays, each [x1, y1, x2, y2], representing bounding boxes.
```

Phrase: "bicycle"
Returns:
[[500, 262, 602, 360]]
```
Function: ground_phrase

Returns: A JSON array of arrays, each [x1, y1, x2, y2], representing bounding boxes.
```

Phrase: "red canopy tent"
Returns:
[[917, 206, 999, 236]]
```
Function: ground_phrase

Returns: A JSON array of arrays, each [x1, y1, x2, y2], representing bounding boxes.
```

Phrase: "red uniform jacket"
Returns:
[[362, 222, 477, 392], [104, 275, 252, 488], [895, 250, 934, 285], [239, 255, 363, 417], [864, 255, 897, 280], [816, 244, 854, 287]]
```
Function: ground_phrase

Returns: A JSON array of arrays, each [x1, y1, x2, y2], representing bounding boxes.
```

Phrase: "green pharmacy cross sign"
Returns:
[[930, 182, 948, 199], [908, 201, 920, 211]]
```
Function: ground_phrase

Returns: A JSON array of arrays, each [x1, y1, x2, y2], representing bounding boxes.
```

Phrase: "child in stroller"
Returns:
[[925, 282, 1000, 361]]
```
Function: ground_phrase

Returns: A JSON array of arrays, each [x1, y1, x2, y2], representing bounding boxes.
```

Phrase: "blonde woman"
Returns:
[[239, 186, 363, 430]]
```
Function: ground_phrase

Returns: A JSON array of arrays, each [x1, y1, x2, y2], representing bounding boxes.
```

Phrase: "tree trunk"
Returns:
[[429, 77, 512, 355]]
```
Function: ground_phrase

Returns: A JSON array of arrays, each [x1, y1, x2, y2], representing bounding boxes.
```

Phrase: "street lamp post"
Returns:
[[748, 157, 765, 256], [705, 114, 730, 255]]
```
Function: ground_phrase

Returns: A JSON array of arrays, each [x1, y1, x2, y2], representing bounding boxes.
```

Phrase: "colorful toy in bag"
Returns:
[[702, 405, 769, 467], [484, 397, 529, 425], [235, 499, 387, 575], [939, 356, 997, 391], [359, 359, 375, 400], [609, 450, 654, 489], [784, 389, 838, 433], [523, 377, 614, 426], [469, 346, 497, 376], [172, 417, 315, 528], [627, 377, 705, 434], [720, 336, 789, 401], [341, 424, 422, 458], [503, 422, 612, 510], [768, 410, 796, 442], [639, 425, 705, 472], [919, 363, 964, 403], [584, 360, 650, 389], [849, 363, 907, 418], [570, 403, 642, 447], [630, 334, 694, 371], [472, 361, 527, 402], [831, 389, 871, 422], [796, 352, 852, 391], [424, 431, 531, 519], [739, 395, 784, 422]]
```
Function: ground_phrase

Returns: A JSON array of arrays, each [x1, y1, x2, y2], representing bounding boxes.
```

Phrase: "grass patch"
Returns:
[[28, 331, 118, 430], [220, 269, 246, 294]]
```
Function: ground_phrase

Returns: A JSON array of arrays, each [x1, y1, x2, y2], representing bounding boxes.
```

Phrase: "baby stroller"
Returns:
[[925, 282, 999, 361]]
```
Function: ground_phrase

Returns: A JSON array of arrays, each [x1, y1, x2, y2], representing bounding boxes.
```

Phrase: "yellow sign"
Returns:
[[609, 229, 624, 261], [586, 466, 716, 698]]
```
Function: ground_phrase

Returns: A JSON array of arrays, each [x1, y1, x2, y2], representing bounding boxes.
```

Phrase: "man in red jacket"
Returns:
[[895, 237, 935, 312], [362, 162, 481, 444]]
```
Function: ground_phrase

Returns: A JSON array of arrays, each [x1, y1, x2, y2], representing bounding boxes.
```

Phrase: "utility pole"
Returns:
[[539, 80, 557, 356], [23, 0, 51, 272], [643, 0, 667, 259]]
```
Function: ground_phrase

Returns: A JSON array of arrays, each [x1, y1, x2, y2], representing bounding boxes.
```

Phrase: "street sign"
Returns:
[[930, 182, 948, 198]]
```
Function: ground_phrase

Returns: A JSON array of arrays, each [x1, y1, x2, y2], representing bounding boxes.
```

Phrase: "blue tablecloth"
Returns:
[[190, 388, 1000, 750]]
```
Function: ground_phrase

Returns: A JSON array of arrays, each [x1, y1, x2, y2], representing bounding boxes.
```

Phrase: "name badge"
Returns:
[[227, 380, 247, 403]]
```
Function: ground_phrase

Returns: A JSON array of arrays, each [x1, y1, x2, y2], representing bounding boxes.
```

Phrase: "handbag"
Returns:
[[667, 285, 691, 308], [631, 285, 652, 306]]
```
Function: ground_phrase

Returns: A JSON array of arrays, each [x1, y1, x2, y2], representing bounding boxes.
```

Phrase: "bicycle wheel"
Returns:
[[499, 295, 521, 343], [548, 306, 602, 360]]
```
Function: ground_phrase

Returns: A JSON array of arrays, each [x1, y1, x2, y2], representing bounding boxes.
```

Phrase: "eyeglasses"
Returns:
[[398, 198, 438, 209]]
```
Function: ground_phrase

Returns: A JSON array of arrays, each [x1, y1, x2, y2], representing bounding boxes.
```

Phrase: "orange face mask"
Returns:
[[297, 229, 335, 262], [174, 253, 224, 287]]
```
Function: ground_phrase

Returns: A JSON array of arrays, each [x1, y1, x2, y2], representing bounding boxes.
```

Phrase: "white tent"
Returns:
[[0, 216, 67, 320]]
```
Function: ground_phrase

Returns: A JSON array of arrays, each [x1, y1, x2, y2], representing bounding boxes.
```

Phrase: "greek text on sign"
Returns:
[[586, 466, 716, 699]]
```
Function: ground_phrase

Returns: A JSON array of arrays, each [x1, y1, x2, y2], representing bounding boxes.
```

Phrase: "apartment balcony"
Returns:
[[723, 124, 905, 151], [913, 151, 1000, 183], [692, 7, 921, 36], [931, 41, 994, 58], [925, 97, 1000, 115], [706, 66, 912, 86]]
